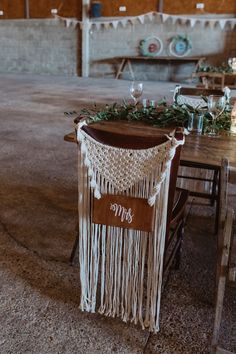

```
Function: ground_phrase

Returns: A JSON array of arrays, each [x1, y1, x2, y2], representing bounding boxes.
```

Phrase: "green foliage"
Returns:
[[196, 63, 233, 74], [65, 99, 232, 134], [203, 105, 232, 133]]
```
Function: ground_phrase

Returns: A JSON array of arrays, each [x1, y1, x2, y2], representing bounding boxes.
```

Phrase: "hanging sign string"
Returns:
[[53, 11, 236, 30]]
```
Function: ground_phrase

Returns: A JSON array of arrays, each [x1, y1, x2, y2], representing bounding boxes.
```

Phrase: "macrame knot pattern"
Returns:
[[77, 127, 183, 205], [176, 95, 206, 109]]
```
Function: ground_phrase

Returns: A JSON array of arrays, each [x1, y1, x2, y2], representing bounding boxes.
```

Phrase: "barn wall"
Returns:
[[89, 19, 236, 81], [0, 20, 79, 75], [0, 17, 235, 79]]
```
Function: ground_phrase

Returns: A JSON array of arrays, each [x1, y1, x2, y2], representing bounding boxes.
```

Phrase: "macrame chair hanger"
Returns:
[[76, 122, 185, 333]]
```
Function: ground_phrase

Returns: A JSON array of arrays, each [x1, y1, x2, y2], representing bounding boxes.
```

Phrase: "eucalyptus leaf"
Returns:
[[66, 100, 231, 133]]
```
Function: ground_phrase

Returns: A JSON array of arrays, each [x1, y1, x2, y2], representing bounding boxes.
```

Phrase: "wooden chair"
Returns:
[[72, 123, 188, 335], [211, 158, 236, 354]]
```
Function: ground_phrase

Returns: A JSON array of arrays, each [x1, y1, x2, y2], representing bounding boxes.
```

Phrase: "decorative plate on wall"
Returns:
[[139, 36, 163, 57], [168, 35, 192, 57]]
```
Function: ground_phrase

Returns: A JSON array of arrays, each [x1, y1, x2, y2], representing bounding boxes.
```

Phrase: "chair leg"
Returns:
[[175, 222, 184, 270], [211, 169, 219, 206], [215, 171, 221, 235], [211, 208, 234, 353], [70, 226, 79, 265], [175, 244, 182, 270], [143, 332, 152, 354]]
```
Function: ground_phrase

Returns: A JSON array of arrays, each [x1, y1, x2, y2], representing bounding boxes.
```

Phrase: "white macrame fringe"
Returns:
[[77, 125, 181, 332]]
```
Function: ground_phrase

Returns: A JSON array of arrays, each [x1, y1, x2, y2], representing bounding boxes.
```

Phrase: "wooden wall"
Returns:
[[0, 0, 235, 19], [29, 0, 81, 18], [99, 0, 158, 17], [164, 0, 236, 15], [100, 0, 236, 16], [0, 1, 25, 18], [0, 0, 81, 19]]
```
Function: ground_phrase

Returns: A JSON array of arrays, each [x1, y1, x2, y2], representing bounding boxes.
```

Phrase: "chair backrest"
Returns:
[[81, 125, 183, 237], [177, 86, 224, 97], [173, 85, 226, 109], [77, 123, 184, 333]]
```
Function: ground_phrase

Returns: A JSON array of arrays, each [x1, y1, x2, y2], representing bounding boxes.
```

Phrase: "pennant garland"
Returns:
[[54, 12, 236, 30]]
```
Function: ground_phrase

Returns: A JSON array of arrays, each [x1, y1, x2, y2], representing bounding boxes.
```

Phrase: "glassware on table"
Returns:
[[142, 98, 148, 108], [207, 95, 226, 136], [130, 81, 143, 105], [187, 112, 204, 135], [228, 57, 236, 72], [149, 100, 156, 108]]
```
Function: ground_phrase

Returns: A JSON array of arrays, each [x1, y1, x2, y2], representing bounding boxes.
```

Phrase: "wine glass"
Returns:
[[228, 57, 236, 71], [207, 95, 226, 136], [130, 81, 143, 105]]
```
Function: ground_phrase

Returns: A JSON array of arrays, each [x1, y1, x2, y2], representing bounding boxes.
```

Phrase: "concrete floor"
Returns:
[[0, 73, 235, 354]]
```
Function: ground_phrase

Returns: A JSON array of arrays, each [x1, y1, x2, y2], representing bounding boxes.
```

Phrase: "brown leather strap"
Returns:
[[81, 125, 169, 149]]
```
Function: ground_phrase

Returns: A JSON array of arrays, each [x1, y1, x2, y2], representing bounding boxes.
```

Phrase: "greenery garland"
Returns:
[[196, 63, 233, 74], [65, 99, 232, 134]]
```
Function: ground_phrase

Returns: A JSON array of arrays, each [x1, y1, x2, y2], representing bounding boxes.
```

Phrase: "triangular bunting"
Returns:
[[71, 19, 79, 28], [162, 13, 169, 23], [120, 19, 128, 27], [219, 19, 226, 30], [128, 17, 136, 25], [138, 15, 145, 24], [229, 21, 236, 30], [147, 12, 153, 21], [112, 21, 119, 29], [65, 19, 72, 28], [209, 20, 217, 29], [53, 12, 236, 32], [179, 17, 187, 25], [104, 22, 110, 29], [190, 18, 196, 28], [171, 16, 178, 25]]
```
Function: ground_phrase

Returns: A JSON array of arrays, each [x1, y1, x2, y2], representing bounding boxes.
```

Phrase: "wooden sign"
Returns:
[[92, 194, 154, 232]]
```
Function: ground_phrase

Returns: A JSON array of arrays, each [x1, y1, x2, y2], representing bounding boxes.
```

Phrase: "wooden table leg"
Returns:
[[221, 74, 225, 90], [127, 59, 135, 80], [115, 58, 127, 79], [195, 57, 205, 72]]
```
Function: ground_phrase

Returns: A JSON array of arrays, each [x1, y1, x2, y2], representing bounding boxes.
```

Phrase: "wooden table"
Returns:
[[180, 132, 236, 233], [115, 56, 206, 80], [181, 132, 236, 169]]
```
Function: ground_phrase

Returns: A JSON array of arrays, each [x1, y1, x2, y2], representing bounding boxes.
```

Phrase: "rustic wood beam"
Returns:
[[25, 0, 30, 18], [81, 0, 90, 77], [158, 0, 164, 13]]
